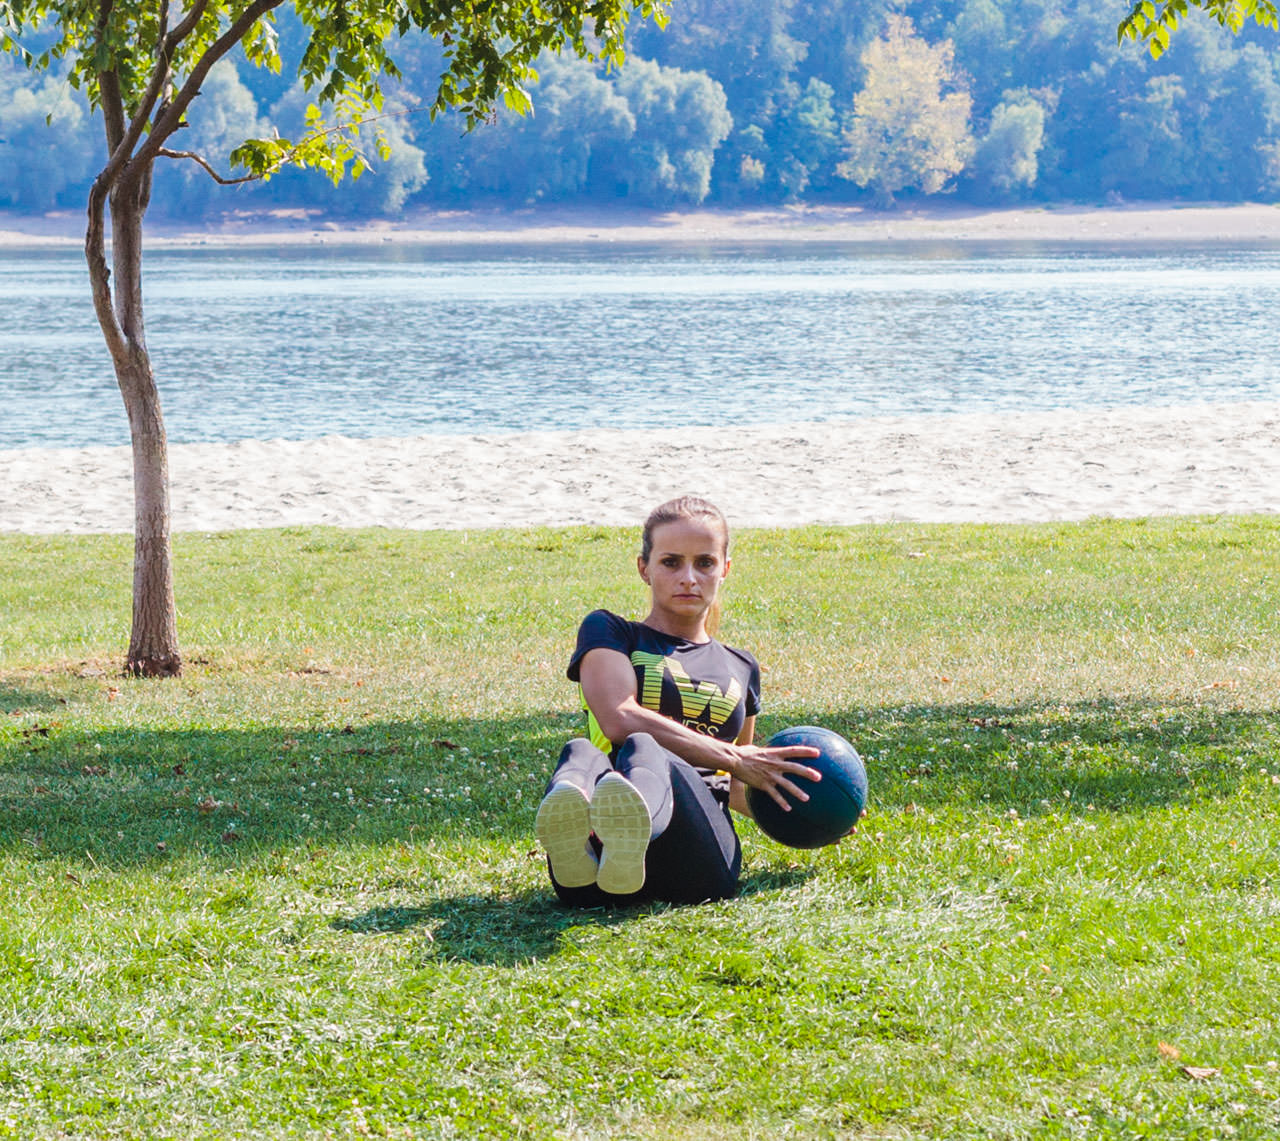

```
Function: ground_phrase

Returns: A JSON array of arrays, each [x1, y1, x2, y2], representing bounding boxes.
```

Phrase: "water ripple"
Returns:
[[3, 241, 1278, 450]]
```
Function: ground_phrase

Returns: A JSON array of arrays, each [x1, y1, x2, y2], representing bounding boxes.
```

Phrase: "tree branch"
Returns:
[[107, 0, 210, 180], [95, 0, 127, 153], [138, 0, 285, 166], [85, 179, 128, 363], [157, 147, 260, 184], [157, 106, 425, 185]]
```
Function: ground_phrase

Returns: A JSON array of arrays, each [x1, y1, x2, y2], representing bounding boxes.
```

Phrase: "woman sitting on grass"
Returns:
[[534, 495, 822, 906]]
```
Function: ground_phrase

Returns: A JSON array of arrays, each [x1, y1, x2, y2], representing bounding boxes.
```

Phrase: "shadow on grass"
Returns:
[[332, 867, 817, 965], [1, 701, 1275, 868], [0, 684, 70, 714], [820, 697, 1280, 818], [335, 891, 633, 965]]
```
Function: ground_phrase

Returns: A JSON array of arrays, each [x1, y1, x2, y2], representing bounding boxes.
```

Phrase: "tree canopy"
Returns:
[[837, 15, 974, 206], [6, 0, 1280, 215], [1, 0, 669, 190]]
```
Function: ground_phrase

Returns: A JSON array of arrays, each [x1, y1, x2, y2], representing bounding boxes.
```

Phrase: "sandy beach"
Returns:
[[3, 402, 1277, 534], [4, 200, 1280, 248]]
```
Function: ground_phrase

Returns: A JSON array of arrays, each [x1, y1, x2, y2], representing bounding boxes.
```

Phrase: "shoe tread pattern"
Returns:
[[535, 783, 597, 888], [591, 773, 651, 895]]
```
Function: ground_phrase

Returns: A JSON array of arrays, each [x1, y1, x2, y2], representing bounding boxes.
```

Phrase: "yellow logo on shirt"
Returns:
[[631, 650, 741, 729]]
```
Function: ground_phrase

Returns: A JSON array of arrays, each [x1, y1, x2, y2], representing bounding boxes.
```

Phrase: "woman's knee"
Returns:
[[615, 732, 671, 770], [560, 737, 607, 765], [547, 737, 612, 795]]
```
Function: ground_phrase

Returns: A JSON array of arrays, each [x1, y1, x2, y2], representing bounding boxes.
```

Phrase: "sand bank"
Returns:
[[3, 403, 1277, 534], [4, 201, 1280, 248]]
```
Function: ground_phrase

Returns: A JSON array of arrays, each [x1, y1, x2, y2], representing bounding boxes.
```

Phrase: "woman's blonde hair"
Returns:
[[640, 496, 730, 636]]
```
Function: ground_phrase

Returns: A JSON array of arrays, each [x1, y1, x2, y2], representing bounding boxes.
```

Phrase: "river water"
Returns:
[[3, 240, 1278, 450]]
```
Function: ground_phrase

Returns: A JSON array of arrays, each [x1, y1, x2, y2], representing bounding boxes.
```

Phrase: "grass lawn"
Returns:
[[2, 516, 1278, 1139]]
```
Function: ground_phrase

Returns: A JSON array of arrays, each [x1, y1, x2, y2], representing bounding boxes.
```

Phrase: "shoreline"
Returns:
[[8, 206, 1278, 534], [5, 401, 1278, 535], [4, 201, 1280, 248]]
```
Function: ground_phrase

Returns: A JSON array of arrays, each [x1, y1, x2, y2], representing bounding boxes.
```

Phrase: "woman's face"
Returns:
[[639, 517, 730, 623]]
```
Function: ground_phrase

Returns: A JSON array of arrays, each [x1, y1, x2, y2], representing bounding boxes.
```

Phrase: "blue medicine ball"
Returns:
[[746, 726, 868, 849]]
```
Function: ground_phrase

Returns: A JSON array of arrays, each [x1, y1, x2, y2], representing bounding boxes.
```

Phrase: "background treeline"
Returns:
[[4, 0, 1280, 218]]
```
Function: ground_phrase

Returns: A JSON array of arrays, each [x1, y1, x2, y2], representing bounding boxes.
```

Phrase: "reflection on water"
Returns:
[[3, 240, 1279, 450]]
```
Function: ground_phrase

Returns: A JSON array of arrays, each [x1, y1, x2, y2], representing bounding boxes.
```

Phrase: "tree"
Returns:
[[602, 56, 731, 203], [837, 15, 973, 207], [0, 0, 666, 676], [946, 0, 1014, 109], [413, 54, 636, 204], [629, 0, 806, 202], [967, 92, 1048, 199], [265, 82, 428, 214], [150, 60, 266, 215]]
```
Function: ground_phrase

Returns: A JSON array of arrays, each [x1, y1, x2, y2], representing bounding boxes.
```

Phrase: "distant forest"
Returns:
[[4, 0, 1280, 218]]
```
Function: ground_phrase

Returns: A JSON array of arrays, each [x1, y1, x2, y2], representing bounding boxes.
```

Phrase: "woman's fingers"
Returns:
[[762, 777, 806, 809], [757, 755, 821, 809], [774, 745, 821, 761], [768, 747, 822, 790], [735, 744, 823, 810]]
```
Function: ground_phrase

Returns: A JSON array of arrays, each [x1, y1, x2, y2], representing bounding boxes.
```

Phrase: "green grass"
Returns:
[[2, 516, 1279, 1139]]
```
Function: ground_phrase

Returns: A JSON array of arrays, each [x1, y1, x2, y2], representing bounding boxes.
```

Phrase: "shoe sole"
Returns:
[[535, 784, 598, 888], [591, 773, 651, 896]]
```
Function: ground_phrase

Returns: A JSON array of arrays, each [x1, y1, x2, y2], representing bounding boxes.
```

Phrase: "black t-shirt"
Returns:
[[567, 609, 762, 756]]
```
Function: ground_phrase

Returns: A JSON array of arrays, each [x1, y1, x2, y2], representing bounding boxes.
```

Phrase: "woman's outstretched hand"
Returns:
[[730, 743, 821, 811]]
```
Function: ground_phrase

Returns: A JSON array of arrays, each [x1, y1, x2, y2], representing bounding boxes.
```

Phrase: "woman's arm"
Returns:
[[579, 647, 820, 811], [729, 716, 756, 818]]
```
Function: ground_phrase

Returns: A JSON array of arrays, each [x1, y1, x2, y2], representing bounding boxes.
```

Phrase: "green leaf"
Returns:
[[503, 84, 533, 116]]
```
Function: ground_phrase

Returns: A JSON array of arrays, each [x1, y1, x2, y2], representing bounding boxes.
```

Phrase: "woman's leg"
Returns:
[[536, 738, 612, 904], [585, 732, 675, 896], [538, 733, 741, 907], [614, 734, 742, 905]]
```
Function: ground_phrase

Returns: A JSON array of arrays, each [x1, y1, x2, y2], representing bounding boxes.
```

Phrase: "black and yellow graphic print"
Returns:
[[630, 650, 742, 734]]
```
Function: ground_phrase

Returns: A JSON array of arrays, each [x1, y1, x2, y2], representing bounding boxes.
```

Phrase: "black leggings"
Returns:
[[544, 734, 742, 907]]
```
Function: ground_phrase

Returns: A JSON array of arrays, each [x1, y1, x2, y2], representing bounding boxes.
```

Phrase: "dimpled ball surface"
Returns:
[[746, 726, 868, 849]]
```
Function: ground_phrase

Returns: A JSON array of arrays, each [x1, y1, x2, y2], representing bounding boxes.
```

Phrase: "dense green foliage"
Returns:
[[4, 0, 1280, 217], [2, 517, 1279, 1137]]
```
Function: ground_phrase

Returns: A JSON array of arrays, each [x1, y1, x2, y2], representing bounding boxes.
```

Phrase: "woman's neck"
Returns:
[[642, 609, 710, 643]]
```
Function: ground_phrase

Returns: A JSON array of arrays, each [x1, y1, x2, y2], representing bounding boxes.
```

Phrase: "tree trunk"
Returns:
[[86, 161, 182, 677], [119, 351, 181, 677]]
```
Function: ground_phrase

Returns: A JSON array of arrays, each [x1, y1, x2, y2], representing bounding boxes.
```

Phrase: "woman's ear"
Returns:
[[637, 555, 650, 585]]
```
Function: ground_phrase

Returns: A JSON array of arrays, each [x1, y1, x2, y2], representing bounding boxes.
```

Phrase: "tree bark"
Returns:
[[118, 350, 181, 678], [85, 158, 182, 677], [117, 172, 181, 677]]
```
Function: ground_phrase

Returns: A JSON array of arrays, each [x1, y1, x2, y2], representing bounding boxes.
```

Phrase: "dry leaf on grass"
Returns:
[[1157, 1042, 1182, 1060], [1180, 1066, 1220, 1081]]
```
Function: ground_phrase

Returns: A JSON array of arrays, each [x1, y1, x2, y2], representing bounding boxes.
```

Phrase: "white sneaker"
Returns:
[[535, 783, 598, 888], [590, 773, 652, 895]]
